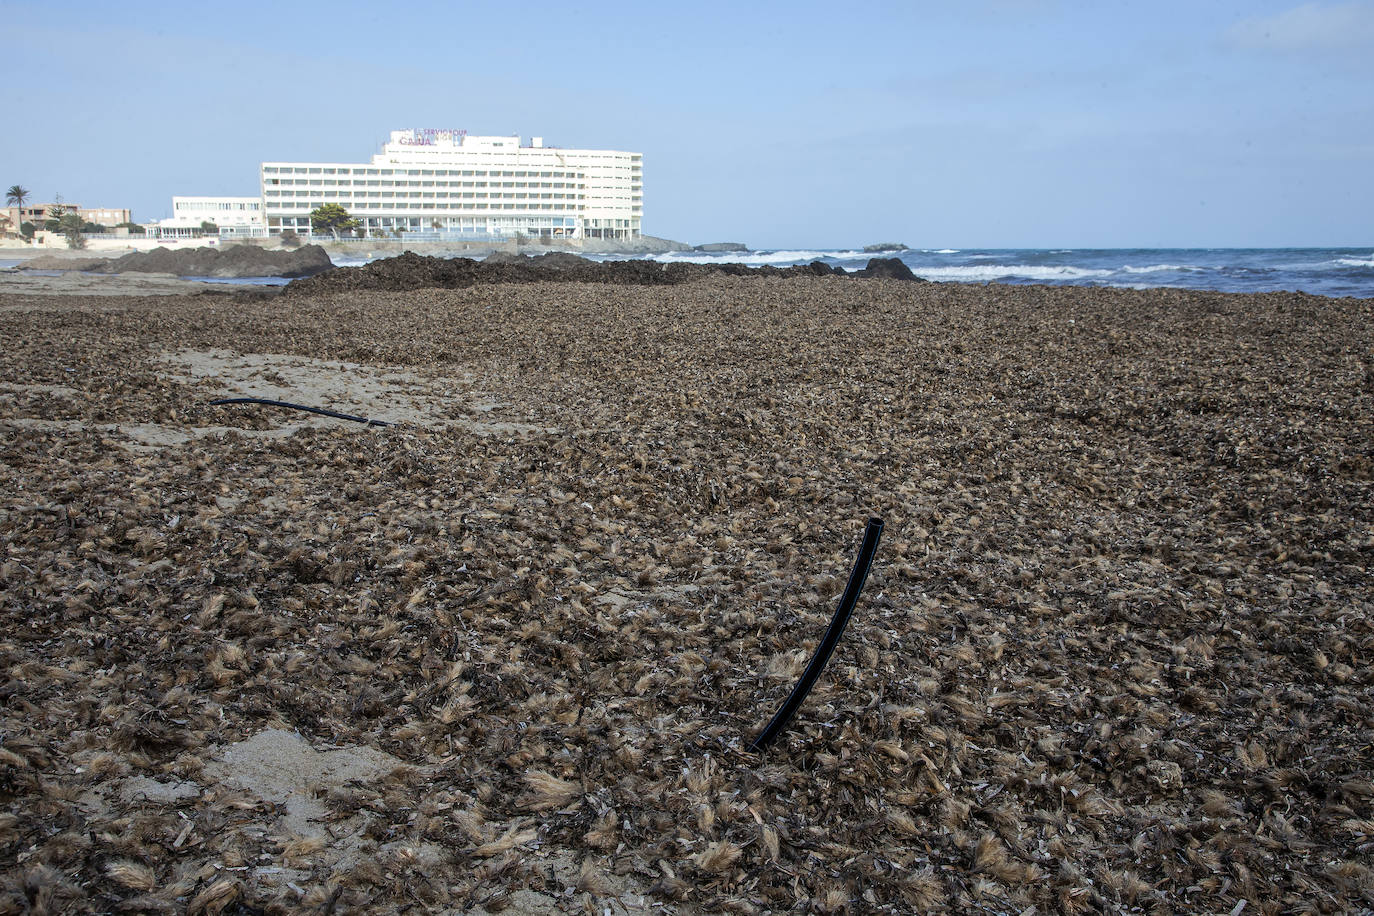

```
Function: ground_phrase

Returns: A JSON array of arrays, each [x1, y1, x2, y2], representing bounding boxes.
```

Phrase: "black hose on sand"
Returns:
[[749, 517, 884, 752], [208, 397, 392, 427]]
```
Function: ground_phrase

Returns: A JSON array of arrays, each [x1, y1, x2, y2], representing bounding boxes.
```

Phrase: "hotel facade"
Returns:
[[260, 129, 642, 241], [156, 197, 265, 238]]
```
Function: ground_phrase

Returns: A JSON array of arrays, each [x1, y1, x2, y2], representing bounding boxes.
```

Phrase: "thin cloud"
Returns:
[[1226, 1, 1374, 50]]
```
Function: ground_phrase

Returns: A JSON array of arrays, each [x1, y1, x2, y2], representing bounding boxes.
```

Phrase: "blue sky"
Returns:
[[5, 0, 1372, 247]]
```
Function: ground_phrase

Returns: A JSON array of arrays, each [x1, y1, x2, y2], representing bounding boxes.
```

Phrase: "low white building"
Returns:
[[260, 130, 642, 240], [156, 197, 265, 238]]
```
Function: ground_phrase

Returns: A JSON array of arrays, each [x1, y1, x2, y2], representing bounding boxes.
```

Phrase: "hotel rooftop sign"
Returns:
[[397, 128, 467, 146]]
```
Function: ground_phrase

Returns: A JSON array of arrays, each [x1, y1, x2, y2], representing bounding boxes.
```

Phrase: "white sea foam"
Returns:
[[1121, 264, 1201, 274], [655, 249, 860, 265], [933, 248, 959, 254], [913, 264, 1114, 282], [1334, 255, 1374, 268]]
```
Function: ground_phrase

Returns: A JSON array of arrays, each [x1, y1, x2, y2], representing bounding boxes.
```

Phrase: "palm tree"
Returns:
[[5, 185, 29, 238]]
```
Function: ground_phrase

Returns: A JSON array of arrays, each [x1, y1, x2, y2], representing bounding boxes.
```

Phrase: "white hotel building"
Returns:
[[261, 129, 642, 241], [157, 197, 264, 238]]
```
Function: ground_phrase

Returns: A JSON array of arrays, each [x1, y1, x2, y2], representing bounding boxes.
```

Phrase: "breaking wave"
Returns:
[[912, 264, 1115, 282]]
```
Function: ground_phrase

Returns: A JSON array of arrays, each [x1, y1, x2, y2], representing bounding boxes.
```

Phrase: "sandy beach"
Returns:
[[1, 272, 1371, 913]]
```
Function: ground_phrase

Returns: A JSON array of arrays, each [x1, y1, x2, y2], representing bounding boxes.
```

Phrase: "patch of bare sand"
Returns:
[[205, 731, 665, 914], [85, 729, 665, 914], [164, 347, 555, 436], [203, 729, 406, 839], [0, 270, 222, 296], [0, 347, 554, 451]]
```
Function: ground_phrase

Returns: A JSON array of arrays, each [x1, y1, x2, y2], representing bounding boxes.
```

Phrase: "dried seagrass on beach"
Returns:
[[1, 266, 1372, 914]]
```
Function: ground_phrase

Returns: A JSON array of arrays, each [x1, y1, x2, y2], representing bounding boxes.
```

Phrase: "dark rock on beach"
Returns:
[[285, 251, 918, 295], [805, 260, 846, 276], [854, 257, 921, 281], [693, 242, 749, 252], [863, 242, 909, 252]]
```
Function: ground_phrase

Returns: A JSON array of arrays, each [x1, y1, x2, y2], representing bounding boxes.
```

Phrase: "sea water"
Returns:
[[630, 248, 1374, 299]]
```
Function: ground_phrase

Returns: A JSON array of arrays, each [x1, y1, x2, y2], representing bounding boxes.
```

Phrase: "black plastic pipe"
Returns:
[[749, 517, 884, 752], [208, 397, 392, 427]]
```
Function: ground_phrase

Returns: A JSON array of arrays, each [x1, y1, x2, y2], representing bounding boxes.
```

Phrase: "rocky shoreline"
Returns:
[[3, 248, 924, 297], [284, 250, 921, 295]]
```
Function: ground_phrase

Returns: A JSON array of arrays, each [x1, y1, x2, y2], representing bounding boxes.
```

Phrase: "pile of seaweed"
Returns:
[[0, 277, 1371, 914], [285, 251, 919, 295]]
